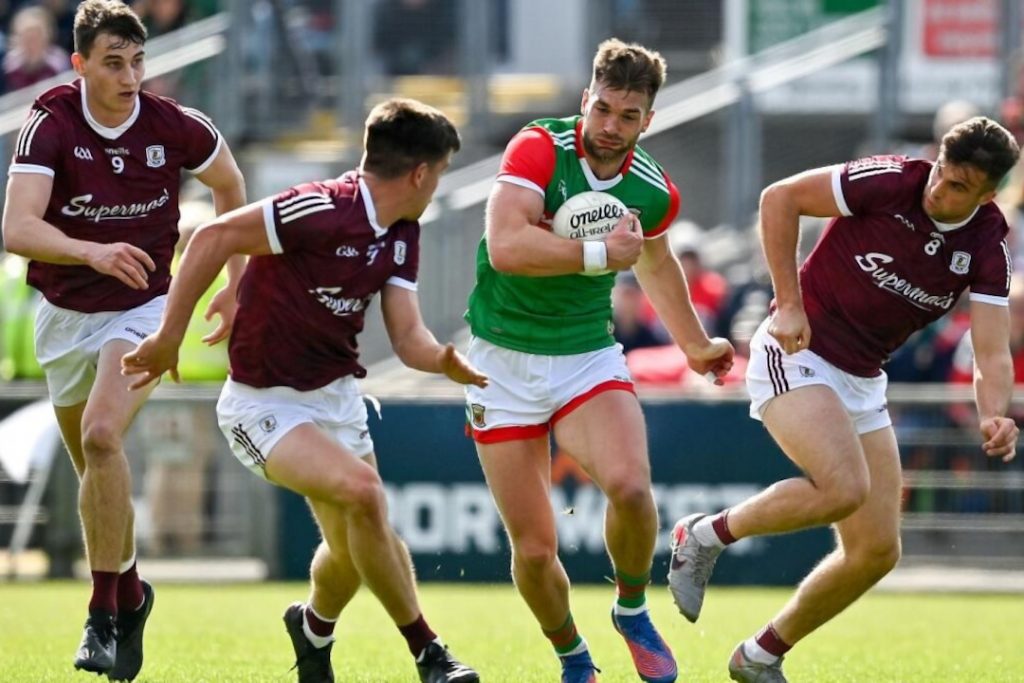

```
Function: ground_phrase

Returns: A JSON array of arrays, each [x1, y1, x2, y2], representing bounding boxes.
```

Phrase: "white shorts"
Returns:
[[464, 336, 635, 443], [216, 376, 374, 480], [34, 295, 167, 407], [746, 317, 891, 435]]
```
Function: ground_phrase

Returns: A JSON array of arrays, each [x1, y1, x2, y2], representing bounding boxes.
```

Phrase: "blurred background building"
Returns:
[[0, 0, 1022, 587]]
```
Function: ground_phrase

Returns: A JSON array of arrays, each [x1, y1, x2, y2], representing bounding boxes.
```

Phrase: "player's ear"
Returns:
[[580, 89, 590, 116], [642, 108, 654, 133], [978, 188, 998, 205], [71, 52, 86, 76], [411, 161, 429, 188]]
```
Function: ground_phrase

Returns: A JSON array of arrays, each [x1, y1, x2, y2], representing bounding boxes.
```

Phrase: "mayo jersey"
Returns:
[[228, 171, 420, 390], [10, 79, 221, 313], [800, 156, 1011, 376], [466, 116, 680, 355]]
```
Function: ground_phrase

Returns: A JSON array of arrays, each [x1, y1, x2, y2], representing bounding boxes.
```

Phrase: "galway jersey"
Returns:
[[9, 79, 221, 313], [466, 116, 679, 355], [228, 171, 420, 391], [799, 156, 1011, 377]]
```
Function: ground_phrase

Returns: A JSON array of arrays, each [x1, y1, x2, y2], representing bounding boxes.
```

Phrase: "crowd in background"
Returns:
[[0, 0, 216, 95]]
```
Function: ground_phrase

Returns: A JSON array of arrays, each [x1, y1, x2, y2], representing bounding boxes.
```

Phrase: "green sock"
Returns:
[[615, 569, 650, 609], [543, 613, 584, 655]]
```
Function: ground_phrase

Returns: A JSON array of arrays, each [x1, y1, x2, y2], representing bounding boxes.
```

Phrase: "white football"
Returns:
[[550, 191, 629, 242]]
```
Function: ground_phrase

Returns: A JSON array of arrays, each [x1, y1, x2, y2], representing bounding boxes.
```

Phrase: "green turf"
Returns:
[[0, 581, 1021, 682]]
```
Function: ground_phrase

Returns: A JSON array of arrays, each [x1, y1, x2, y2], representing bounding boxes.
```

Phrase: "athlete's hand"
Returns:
[[86, 242, 156, 290], [605, 214, 643, 271], [202, 285, 238, 345], [121, 332, 182, 390], [684, 337, 735, 386], [437, 343, 488, 387], [980, 416, 1019, 462], [768, 305, 811, 355]]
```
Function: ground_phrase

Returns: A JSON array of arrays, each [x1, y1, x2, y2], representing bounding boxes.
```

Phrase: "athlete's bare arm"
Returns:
[[634, 234, 734, 382], [968, 299, 1019, 461], [381, 285, 487, 387], [194, 143, 248, 344], [759, 166, 842, 354], [485, 182, 641, 276], [2, 172, 155, 289], [122, 202, 272, 387]]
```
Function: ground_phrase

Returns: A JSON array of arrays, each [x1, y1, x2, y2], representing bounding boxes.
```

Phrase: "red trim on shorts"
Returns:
[[470, 423, 550, 444], [550, 380, 636, 425]]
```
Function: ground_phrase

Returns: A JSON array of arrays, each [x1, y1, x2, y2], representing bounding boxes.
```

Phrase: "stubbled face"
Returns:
[[923, 155, 996, 223], [580, 83, 652, 166], [74, 32, 145, 122]]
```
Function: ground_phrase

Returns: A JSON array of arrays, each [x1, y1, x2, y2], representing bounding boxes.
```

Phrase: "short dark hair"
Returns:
[[590, 38, 667, 107], [74, 0, 147, 57], [940, 116, 1020, 189], [362, 98, 461, 179]]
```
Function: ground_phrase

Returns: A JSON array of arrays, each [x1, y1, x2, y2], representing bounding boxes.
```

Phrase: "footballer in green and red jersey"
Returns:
[[466, 115, 679, 356]]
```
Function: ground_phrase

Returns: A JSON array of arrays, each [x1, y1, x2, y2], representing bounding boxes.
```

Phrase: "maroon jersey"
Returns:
[[10, 79, 221, 312], [799, 156, 1011, 377], [229, 171, 421, 390]]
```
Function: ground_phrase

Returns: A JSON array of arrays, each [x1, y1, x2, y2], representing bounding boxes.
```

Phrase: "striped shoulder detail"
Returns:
[[630, 153, 668, 193], [277, 191, 334, 224], [846, 157, 903, 181], [16, 110, 49, 157], [182, 106, 219, 140], [549, 128, 575, 151]]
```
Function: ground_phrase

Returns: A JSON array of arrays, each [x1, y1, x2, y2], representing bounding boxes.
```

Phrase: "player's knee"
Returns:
[[81, 420, 124, 461], [512, 536, 558, 573], [602, 474, 654, 513], [339, 469, 387, 518], [820, 473, 870, 521], [848, 537, 901, 579]]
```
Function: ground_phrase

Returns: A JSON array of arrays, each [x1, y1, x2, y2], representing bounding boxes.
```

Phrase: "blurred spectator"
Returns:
[[38, 0, 75, 54], [920, 100, 980, 161], [886, 293, 969, 383], [950, 274, 1024, 386], [131, 0, 188, 97], [3, 5, 69, 91], [675, 240, 728, 331], [373, 0, 456, 76], [612, 273, 664, 353], [131, 0, 188, 35]]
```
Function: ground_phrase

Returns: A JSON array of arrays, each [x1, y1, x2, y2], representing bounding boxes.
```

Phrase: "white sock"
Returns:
[[743, 636, 781, 665], [692, 516, 726, 548], [613, 597, 647, 617], [302, 606, 336, 649], [559, 638, 589, 658]]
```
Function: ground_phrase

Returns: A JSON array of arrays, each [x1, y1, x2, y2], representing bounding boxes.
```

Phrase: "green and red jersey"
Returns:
[[466, 115, 680, 355]]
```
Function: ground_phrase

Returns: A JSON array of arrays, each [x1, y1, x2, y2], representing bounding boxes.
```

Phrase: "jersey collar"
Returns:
[[79, 79, 140, 140], [358, 175, 389, 238], [930, 205, 979, 233], [574, 118, 635, 191]]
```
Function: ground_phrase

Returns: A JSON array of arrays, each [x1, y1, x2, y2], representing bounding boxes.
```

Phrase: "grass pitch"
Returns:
[[0, 581, 1021, 682]]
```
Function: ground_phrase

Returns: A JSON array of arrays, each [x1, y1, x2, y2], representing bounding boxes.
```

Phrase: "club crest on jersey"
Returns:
[[469, 403, 486, 428], [74, 146, 93, 161], [950, 251, 971, 275], [394, 241, 407, 265], [146, 145, 166, 168]]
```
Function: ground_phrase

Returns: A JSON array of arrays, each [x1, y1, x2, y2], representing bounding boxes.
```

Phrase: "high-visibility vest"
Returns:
[[0, 255, 44, 380], [174, 255, 230, 382]]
